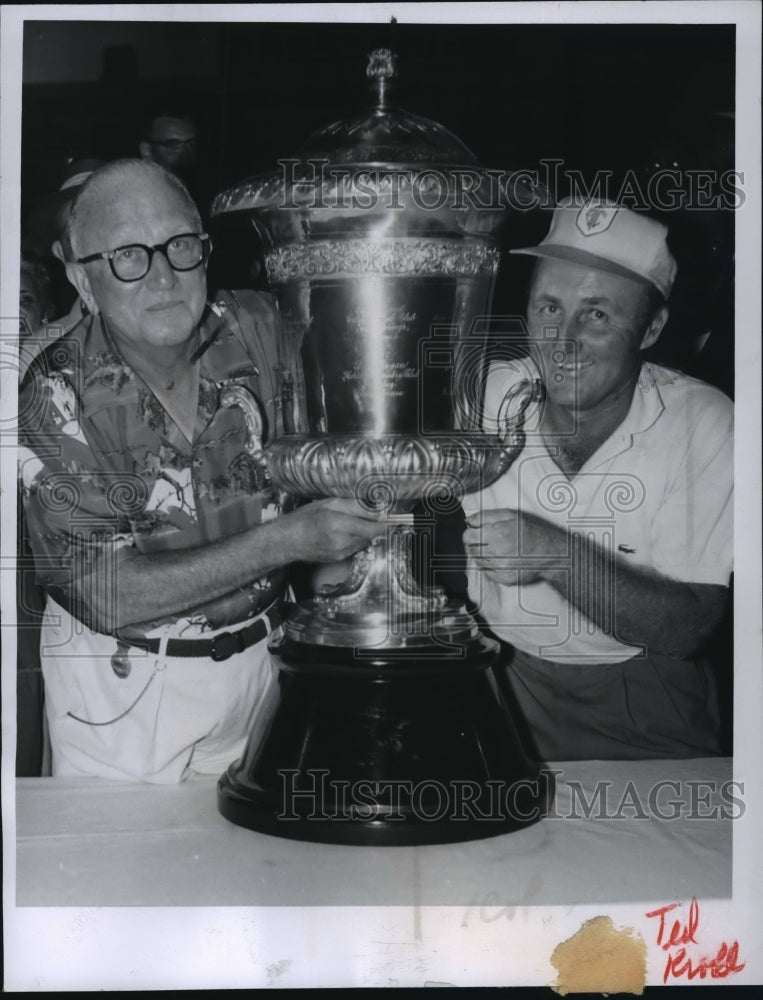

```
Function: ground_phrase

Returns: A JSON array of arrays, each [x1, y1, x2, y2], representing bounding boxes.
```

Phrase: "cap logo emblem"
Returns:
[[576, 205, 617, 236]]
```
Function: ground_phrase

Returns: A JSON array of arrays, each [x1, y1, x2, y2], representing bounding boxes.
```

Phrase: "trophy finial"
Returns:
[[366, 48, 396, 109]]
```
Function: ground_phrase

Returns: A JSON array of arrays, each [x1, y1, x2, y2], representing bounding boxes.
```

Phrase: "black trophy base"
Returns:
[[218, 636, 548, 846]]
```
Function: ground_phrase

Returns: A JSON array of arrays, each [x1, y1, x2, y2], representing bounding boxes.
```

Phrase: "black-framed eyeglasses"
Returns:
[[76, 233, 211, 283]]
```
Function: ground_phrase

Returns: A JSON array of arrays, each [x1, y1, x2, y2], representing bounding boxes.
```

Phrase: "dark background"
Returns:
[[21, 18, 735, 395], [21, 20, 735, 205]]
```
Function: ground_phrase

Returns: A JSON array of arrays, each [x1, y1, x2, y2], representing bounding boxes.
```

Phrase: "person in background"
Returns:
[[19, 158, 384, 782], [19, 256, 53, 339], [138, 101, 258, 293], [465, 199, 733, 761], [19, 254, 87, 381], [17, 256, 55, 776], [22, 157, 105, 319], [139, 104, 201, 193]]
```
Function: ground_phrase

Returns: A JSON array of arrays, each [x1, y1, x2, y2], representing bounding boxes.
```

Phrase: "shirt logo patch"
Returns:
[[576, 205, 617, 236]]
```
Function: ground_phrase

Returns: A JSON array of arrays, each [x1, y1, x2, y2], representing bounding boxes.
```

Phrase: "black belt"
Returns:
[[118, 603, 284, 662]]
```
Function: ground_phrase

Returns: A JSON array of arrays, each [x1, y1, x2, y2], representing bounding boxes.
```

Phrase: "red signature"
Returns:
[[645, 897, 746, 983]]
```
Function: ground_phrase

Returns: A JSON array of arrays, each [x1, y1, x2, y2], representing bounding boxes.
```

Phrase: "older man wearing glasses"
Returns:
[[18, 159, 382, 782]]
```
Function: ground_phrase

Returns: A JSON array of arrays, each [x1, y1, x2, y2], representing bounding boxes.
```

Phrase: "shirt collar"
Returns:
[[582, 361, 668, 469], [628, 361, 669, 435], [78, 306, 223, 419]]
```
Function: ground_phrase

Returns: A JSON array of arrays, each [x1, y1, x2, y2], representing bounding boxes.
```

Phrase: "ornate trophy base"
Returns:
[[217, 634, 548, 846]]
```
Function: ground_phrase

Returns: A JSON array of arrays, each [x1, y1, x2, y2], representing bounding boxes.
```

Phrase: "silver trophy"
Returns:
[[213, 50, 546, 845]]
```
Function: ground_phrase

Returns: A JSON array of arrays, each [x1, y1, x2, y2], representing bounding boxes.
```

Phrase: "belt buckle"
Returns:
[[210, 629, 245, 662]]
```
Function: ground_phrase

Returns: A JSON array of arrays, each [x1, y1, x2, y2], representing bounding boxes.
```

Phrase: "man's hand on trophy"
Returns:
[[285, 497, 386, 564], [463, 508, 567, 586]]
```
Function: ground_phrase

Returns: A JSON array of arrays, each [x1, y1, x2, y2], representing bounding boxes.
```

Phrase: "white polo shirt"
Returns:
[[465, 360, 733, 664]]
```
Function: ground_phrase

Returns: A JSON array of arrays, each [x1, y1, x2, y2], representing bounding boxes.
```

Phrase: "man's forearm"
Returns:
[[69, 499, 386, 634], [76, 516, 302, 633], [539, 531, 727, 659]]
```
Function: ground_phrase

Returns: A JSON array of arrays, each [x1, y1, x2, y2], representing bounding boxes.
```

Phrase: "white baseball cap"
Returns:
[[511, 197, 677, 299]]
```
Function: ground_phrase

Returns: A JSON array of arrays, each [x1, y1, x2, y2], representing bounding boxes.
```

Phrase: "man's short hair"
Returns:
[[61, 159, 202, 262]]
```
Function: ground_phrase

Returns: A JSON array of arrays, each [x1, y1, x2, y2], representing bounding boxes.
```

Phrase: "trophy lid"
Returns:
[[212, 48, 493, 218], [297, 48, 478, 166]]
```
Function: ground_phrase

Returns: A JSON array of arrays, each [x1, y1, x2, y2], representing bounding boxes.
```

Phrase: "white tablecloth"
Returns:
[[15, 757, 732, 907]]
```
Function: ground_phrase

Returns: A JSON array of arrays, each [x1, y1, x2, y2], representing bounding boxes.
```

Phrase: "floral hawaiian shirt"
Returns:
[[19, 289, 301, 635]]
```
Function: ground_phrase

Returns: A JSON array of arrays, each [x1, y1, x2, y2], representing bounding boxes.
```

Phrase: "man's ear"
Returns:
[[138, 141, 152, 160], [640, 304, 668, 351], [64, 262, 99, 315]]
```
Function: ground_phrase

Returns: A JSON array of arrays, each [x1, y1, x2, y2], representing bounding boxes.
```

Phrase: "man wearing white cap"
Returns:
[[464, 199, 733, 760]]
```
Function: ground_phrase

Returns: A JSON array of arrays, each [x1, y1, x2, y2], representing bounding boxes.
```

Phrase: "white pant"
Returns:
[[40, 598, 277, 783]]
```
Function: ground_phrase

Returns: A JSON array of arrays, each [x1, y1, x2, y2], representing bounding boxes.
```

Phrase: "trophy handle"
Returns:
[[493, 377, 542, 470]]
